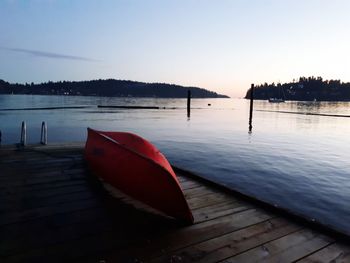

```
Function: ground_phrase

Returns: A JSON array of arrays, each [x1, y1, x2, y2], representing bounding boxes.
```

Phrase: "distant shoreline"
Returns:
[[245, 76, 350, 102], [0, 93, 230, 99], [0, 78, 229, 99]]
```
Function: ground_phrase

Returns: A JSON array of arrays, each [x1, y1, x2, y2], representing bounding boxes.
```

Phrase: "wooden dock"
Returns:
[[0, 144, 349, 263]]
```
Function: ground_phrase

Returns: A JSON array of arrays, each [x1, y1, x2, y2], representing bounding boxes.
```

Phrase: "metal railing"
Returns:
[[15, 121, 47, 147]]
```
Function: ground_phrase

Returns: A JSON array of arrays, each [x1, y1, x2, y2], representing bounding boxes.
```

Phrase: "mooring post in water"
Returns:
[[249, 84, 254, 132], [40, 121, 47, 145], [20, 121, 26, 146], [0, 130, 2, 146], [187, 89, 191, 118]]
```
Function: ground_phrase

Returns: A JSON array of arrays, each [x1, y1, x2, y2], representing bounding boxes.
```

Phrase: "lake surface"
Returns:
[[1, 94, 349, 235]]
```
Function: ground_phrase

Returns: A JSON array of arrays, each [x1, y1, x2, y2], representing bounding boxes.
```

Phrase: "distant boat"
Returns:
[[269, 85, 286, 103], [268, 98, 285, 103], [85, 128, 194, 224]]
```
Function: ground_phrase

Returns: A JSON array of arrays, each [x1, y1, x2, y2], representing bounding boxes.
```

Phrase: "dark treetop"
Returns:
[[245, 76, 350, 101], [0, 79, 229, 98]]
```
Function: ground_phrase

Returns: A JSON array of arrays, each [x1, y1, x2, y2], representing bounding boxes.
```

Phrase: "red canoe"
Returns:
[[84, 128, 194, 224]]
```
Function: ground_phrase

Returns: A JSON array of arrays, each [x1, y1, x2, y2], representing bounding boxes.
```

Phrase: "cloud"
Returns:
[[2, 47, 98, 62]]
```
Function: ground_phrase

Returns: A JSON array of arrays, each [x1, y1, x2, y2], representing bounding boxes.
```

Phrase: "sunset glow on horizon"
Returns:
[[1, 0, 350, 98]]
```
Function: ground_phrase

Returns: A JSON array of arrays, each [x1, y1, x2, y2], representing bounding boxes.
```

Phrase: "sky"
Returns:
[[1, 0, 350, 98]]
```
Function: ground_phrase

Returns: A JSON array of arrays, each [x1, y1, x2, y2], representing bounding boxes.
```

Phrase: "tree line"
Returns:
[[0, 79, 229, 98], [245, 76, 350, 101]]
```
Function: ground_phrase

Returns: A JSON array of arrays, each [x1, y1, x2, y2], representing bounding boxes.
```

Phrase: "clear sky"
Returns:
[[1, 0, 350, 97]]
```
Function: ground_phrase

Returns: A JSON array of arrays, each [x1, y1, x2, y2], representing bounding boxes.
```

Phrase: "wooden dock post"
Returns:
[[40, 121, 47, 145], [249, 84, 254, 132], [0, 130, 2, 146], [187, 90, 191, 118], [20, 121, 26, 146]]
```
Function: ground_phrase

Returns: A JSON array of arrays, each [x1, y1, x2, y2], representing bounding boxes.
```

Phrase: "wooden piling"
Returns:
[[249, 84, 254, 132], [20, 121, 26, 146], [40, 121, 47, 145], [187, 90, 191, 117]]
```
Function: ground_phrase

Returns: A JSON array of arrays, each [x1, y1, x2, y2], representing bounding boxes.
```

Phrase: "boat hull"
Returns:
[[85, 128, 193, 224]]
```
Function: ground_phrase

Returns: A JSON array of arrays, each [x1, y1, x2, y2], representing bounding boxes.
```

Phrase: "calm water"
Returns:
[[1, 95, 349, 235]]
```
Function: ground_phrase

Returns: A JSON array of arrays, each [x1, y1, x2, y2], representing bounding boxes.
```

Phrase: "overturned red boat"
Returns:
[[85, 128, 194, 224]]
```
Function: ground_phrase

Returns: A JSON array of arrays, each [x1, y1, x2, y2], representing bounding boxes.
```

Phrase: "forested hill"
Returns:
[[245, 77, 350, 101], [0, 79, 229, 98]]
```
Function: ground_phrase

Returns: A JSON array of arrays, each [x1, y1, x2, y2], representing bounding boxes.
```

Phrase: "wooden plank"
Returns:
[[0, 199, 101, 226], [104, 208, 274, 262], [179, 180, 203, 190], [0, 206, 108, 239], [0, 171, 86, 188], [0, 161, 83, 173], [0, 180, 88, 197], [0, 173, 86, 188], [149, 218, 302, 263], [192, 201, 252, 223], [183, 185, 221, 199], [0, 207, 111, 257], [181, 185, 206, 194], [0, 166, 86, 183], [0, 190, 96, 212], [0, 183, 90, 200], [1, 205, 175, 263], [0, 155, 83, 168], [0, 193, 162, 241], [222, 229, 333, 263], [0, 142, 83, 150], [0, 161, 85, 174], [0, 153, 82, 162], [0, 154, 81, 165], [0, 147, 83, 158], [296, 242, 350, 262], [2, 230, 138, 263], [0, 159, 83, 170], [177, 176, 190, 183], [0, 211, 155, 260], [187, 192, 233, 210]]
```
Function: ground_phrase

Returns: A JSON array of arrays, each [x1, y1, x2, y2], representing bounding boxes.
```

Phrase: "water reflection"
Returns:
[[257, 100, 350, 115]]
